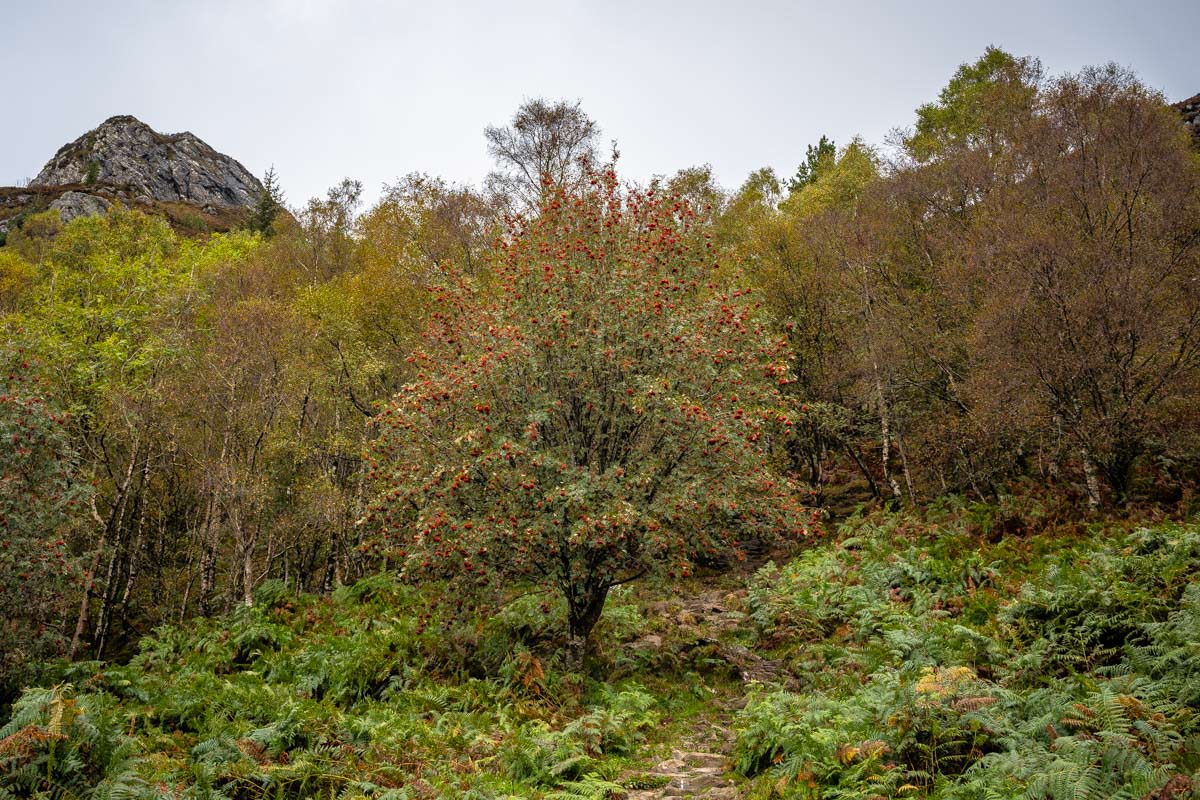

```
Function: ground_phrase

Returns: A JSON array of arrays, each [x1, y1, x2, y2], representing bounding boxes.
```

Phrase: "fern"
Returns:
[[544, 773, 625, 799]]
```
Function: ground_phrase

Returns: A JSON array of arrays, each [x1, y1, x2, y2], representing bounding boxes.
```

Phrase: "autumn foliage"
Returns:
[[0, 50, 1196, 683], [365, 170, 812, 648], [0, 347, 86, 686]]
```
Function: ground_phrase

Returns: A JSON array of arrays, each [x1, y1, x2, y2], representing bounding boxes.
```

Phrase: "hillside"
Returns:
[[3, 511, 1199, 798]]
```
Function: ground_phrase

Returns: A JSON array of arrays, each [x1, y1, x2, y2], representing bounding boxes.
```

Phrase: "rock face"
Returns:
[[1, 115, 265, 241], [48, 191, 112, 223], [31, 115, 264, 210], [1174, 93, 1200, 143]]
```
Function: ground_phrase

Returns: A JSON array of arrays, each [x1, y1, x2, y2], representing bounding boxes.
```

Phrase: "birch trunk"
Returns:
[[1081, 446, 1103, 509]]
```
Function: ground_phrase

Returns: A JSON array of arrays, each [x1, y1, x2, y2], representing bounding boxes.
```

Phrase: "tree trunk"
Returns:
[[70, 500, 111, 660], [843, 441, 881, 499], [233, 506, 257, 608], [70, 447, 139, 659], [876, 378, 903, 504], [1081, 446, 1103, 509], [96, 472, 143, 657], [856, 256, 901, 506], [198, 492, 220, 616], [179, 544, 195, 624], [322, 533, 338, 594], [112, 457, 152, 643], [1102, 445, 1138, 508], [896, 429, 916, 504], [565, 583, 609, 671], [242, 546, 255, 607]]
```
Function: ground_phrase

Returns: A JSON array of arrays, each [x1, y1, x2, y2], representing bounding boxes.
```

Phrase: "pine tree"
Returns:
[[251, 166, 286, 236]]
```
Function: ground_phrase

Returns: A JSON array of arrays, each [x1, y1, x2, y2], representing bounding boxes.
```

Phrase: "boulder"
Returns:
[[49, 191, 111, 223]]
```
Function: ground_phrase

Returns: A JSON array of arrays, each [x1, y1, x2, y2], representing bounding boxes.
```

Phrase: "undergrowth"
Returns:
[[0, 578, 663, 799], [4, 505, 1199, 798], [735, 508, 1200, 798]]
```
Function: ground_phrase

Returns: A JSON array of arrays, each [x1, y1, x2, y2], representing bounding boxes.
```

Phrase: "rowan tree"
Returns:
[[366, 170, 812, 660], [0, 348, 87, 692]]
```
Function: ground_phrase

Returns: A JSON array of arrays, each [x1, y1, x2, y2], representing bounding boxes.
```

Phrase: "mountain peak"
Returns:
[[30, 115, 264, 210]]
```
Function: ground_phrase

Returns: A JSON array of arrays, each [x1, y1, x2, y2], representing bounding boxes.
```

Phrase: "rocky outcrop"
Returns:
[[1, 115, 264, 241], [1173, 93, 1200, 143], [31, 115, 264, 210], [48, 191, 112, 223]]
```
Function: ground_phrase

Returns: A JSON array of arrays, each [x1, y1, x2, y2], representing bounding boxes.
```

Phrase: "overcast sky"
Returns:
[[3, 0, 1197, 207]]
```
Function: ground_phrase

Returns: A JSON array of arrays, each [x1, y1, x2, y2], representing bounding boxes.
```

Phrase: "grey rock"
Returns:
[[49, 191, 111, 223], [31, 115, 264, 209], [1174, 93, 1200, 142], [625, 749, 739, 799]]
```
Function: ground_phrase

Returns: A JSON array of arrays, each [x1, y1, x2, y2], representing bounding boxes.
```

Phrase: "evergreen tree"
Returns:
[[787, 135, 836, 194], [251, 166, 286, 236]]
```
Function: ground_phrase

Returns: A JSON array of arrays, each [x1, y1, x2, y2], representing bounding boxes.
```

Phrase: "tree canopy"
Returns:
[[366, 169, 811, 653]]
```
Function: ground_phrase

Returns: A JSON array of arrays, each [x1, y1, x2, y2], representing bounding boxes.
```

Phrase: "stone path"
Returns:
[[657, 587, 796, 689], [624, 728, 739, 799], [622, 585, 796, 798]]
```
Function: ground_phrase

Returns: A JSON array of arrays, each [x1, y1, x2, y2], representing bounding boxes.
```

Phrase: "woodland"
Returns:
[[1, 48, 1199, 799]]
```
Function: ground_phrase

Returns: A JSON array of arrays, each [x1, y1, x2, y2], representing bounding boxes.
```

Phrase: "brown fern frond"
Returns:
[[952, 696, 998, 712]]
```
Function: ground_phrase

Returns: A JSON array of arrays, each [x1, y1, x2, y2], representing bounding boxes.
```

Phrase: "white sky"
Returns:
[[3, 0, 1197, 208]]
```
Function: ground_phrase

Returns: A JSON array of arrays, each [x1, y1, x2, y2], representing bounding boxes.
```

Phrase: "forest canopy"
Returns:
[[1, 50, 1197, 682]]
